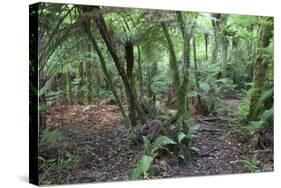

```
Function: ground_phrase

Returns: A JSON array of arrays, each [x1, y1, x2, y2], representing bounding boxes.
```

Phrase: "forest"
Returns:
[[30, 3, 273, 185]]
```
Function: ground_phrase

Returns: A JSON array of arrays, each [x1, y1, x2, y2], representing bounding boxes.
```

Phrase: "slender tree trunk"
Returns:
[[175, 12, 190, 121], [193, 36, 200, 90], [193, 36, 205, 114], [66, 68, 74, 104], [94, 12, 146, 124], [211, 14, 221, 64], [204, 33, 208, 61], [137, 45, 144, 98], [221, 15, 228, 78], [221, 36, 228, 77], [161, 22, 180, 87], [85, 43, 94, 104], [83, 20, 130, 128]]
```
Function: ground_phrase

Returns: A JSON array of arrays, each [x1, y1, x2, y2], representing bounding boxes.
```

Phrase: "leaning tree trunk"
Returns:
[[82, 19, 131, 128], [94, 11, 146, 125], [161, 22, 180, 88]]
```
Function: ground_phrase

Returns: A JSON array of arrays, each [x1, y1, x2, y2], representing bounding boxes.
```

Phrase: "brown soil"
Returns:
[[40, 98, 273, 185]]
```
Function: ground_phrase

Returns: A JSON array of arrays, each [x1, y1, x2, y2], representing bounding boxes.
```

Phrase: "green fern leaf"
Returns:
[[151, 136, 176, 155], [131, 155, 153, 180]]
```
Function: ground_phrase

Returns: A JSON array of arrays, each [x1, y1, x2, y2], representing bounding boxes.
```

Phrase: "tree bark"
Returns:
[[248, 18, 273, 121], [82, 20, 130, 128], [94, 11, 146, 125], [161, 22, 180, 87], [221, 15, 228, 78], [175, 12, 190, 121], [204, 33, 208, 60], [211, 14, 221, 64]]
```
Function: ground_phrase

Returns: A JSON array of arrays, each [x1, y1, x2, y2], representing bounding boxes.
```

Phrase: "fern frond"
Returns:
[[143, 136, 152, 155], [131, 155, 153, 180], [256, 88, 273, 109], [151, 136, 176, 155]]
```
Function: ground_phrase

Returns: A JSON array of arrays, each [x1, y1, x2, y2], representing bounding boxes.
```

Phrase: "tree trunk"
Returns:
[[94, 12, 146, 124], [83, 19, 131, 128], [193, 36, 206, 115], [175, 12, 190, 121], [79, 61, 84, 94], [248, 18, 273, 121], [85, 43, 94, 104], [211, 14, 221, 64], [66, 68, 74, 104], [221, 15, 228, 78], [204, 33, 208, 61], [161, 22, 180, 87], [137, 45, 144, 98]]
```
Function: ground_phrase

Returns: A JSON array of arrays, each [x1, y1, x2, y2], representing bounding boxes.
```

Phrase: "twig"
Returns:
[[197, 149, 218, 158], [197, 119, 214, 125], [249, 149, 273, 154], [199, 129, 221, 135]]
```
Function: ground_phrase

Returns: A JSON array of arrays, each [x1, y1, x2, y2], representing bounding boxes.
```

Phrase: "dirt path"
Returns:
[[43, 98, 271, 184], [165, 116, 246, 177]]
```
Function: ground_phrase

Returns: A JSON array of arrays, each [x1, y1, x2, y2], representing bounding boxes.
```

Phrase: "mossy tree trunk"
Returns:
[[248, 18, 273, 121], [175, 12, 191, 121]]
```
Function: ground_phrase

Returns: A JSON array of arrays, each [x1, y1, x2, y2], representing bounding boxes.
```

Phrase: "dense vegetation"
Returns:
[[31, 3, 273, 185]]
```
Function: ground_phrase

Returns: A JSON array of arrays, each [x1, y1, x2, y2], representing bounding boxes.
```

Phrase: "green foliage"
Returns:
[[239, 154, 261, 173], [57, 153, 78, 175], [173, 125, 200, 165], [131, 155, 153, 180], [256, 88, 273, 110], [131, 136, 176, 180], [238, 97, 250, 120], [39, 152, 79, 184], [150, 136, 176, 156], [247, 107, 273, 135], [39, 129, 62, 148], [38, 156, 56, 172], [143, 135, 176, 157], [84, 145, 95, 158], [186, 124, 200, 140]]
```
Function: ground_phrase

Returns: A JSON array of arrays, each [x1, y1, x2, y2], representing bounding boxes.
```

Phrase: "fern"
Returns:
[[187, 125, 200, 139], [40, 129, 62, 148], [150, 136, 176, 156], [131, 155, 153, 180], [256, 88, 273, 110], [143, 136, 152, 155]]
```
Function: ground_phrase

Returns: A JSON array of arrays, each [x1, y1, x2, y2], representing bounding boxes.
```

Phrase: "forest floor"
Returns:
[[43, 98, 273, 184]]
